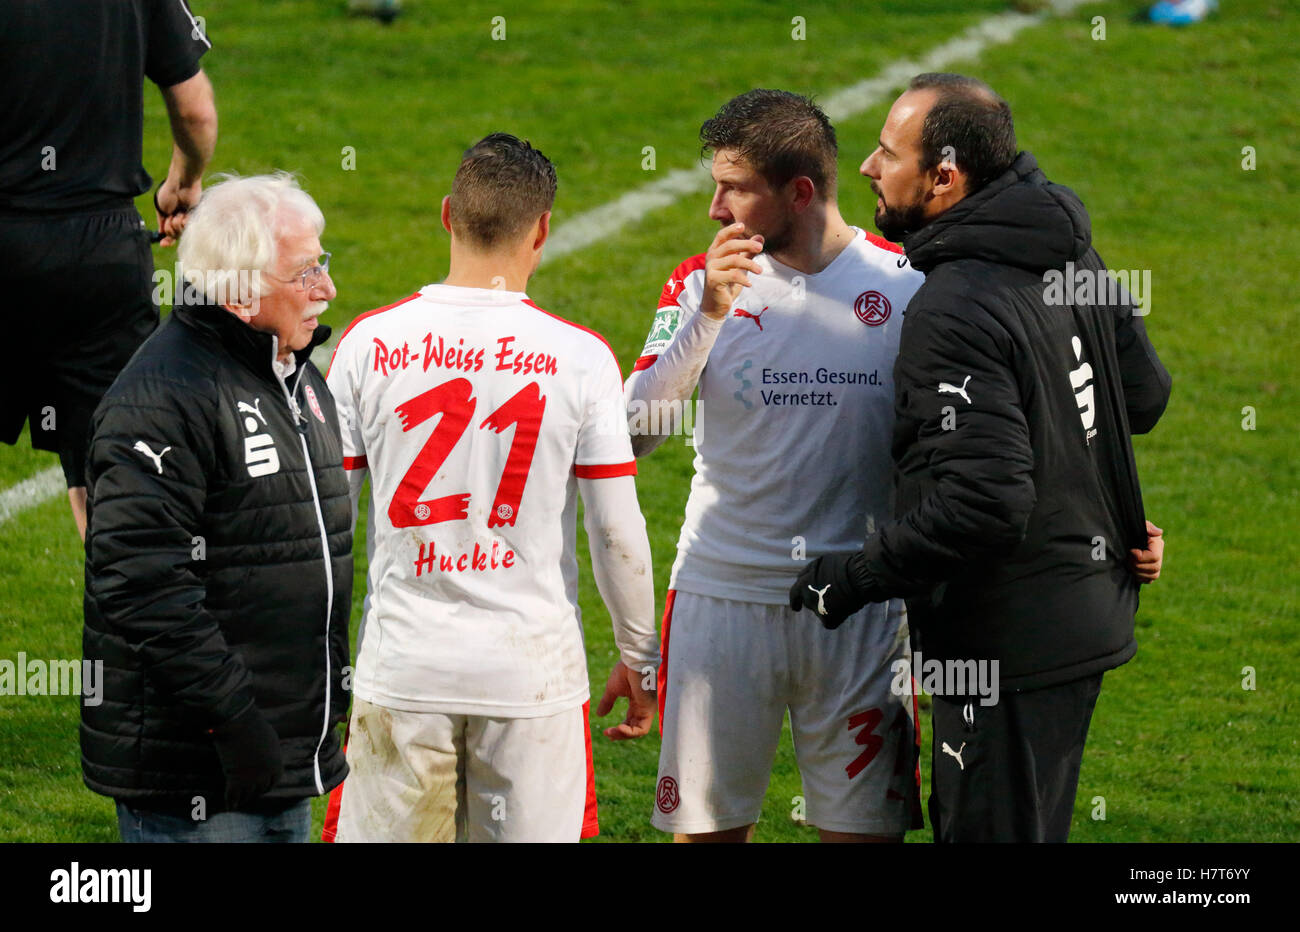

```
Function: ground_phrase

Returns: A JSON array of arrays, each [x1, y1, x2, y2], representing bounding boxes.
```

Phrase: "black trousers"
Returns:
[[0, 206, 158, 487], [928, 673, 1104, 843]]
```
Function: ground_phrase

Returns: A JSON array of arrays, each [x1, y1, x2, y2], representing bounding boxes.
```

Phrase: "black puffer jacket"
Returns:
[[81, 296, 352, 805], [858, 151, 1171, 692]]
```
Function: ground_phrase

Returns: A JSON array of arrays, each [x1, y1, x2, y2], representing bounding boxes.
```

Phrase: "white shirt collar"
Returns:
[[272, 354, 297, 380]]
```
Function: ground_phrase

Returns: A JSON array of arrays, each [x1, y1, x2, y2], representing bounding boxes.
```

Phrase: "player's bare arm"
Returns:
[[157, 68, 218, 245]]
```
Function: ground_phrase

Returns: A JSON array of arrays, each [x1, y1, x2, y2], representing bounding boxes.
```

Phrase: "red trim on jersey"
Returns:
[[861, 228, 905, 255], [581, 700, 600, 839], [658, 253, 708, 308], [325, 292, 422, 376], [632, 355, 658, 373], [521, 298, 625, 380], [656, 590, 676, 736], [342, 455, 368, 470], [574, 461, 637, 479]]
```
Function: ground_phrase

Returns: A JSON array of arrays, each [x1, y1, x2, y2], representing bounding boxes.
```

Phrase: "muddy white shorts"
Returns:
[[652, 589, 921, 836], [334, 697, 597, 843]]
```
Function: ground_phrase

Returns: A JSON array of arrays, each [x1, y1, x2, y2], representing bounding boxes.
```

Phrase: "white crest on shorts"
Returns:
[[133, 441, 172, 475], [941, 741, 967, 770], [809, 584, 831, 616]]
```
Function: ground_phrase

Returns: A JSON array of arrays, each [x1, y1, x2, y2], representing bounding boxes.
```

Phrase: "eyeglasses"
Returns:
[[268, 253, 332, 291]]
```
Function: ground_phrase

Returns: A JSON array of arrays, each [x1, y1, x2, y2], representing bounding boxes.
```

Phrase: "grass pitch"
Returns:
[[0, 0, 1295, 842]]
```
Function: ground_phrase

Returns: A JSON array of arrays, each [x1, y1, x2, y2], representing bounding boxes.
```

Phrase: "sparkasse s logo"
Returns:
[[1068, 336, 1098, 445], [237, 396, 280, 477]]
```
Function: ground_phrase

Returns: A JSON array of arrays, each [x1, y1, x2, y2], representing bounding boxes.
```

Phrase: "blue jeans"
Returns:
[[116, 799, 311, 843]]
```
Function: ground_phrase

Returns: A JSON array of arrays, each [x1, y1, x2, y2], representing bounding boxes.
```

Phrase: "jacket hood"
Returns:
[[903, 151, 1092, 275]]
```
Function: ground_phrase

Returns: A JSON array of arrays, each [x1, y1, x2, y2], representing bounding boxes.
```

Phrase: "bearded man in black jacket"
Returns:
[[82, 173, 352, 842], [790, 74, 1171, 842]]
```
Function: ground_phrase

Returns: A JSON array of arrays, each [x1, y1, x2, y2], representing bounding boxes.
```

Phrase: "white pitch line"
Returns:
[[5, 0, 1097, 525], [545, 0, 1097, 262], [823, 9, 1044, 121], [0, 465, 65, 527], [544, 166, 714, 262]]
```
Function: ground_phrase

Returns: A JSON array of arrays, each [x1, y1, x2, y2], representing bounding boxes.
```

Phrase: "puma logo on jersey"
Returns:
[[132, 441, 172, 474], [238, 397, 280, 477], [809, 583, 831, 616], [938, 375, 972, 404], [733, 305, 769, 331], [1068, 336, 1097, 444], [941, 741, 967, 770]]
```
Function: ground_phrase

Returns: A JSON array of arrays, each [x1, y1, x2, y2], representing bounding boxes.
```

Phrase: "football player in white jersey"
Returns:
[[326, 134, 659, 842], [626, 90, 925, 842]]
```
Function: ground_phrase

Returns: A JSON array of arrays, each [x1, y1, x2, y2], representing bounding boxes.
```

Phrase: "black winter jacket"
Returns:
[[858, 151, 1171, 692], [81, 297, 353, 806]]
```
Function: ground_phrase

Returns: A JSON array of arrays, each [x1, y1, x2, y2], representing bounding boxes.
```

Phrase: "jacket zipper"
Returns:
[[273, 349, 334, 796]]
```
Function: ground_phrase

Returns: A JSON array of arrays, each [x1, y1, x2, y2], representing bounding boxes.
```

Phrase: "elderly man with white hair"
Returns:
[[81, 173, 353, 843]]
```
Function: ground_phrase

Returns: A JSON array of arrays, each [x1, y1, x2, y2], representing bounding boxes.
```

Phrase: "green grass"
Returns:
[[1, 0, 1296, 842]]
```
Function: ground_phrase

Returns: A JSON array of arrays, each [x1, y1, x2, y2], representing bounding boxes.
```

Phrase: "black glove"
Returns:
[[210, 703, 284, 810], [789, 552, 877, 630]]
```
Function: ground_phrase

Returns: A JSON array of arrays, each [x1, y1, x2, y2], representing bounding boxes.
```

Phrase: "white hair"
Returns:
[[177, 172, 325, 304]]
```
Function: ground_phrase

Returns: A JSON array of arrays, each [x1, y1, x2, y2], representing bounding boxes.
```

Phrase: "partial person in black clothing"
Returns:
[[789, 73, 1171, 842], [82, 173, 351, 843], [0, 0, 217, 538]]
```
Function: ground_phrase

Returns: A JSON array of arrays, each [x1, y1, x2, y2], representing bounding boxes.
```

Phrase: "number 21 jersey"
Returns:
[[327, 284, 637, 717]]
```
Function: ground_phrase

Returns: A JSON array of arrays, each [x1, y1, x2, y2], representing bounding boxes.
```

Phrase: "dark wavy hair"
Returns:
[[699, 89, 838, 199]]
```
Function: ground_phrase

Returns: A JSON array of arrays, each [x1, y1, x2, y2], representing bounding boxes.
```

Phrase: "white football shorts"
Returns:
[[652, 589, 920, 836], [334, 697, 596, 842]]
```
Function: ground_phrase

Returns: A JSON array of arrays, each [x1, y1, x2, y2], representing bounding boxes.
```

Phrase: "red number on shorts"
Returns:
[[847, 706, 911, 781], [846, 708, 884, 779], [389, 378, 546, 529]]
